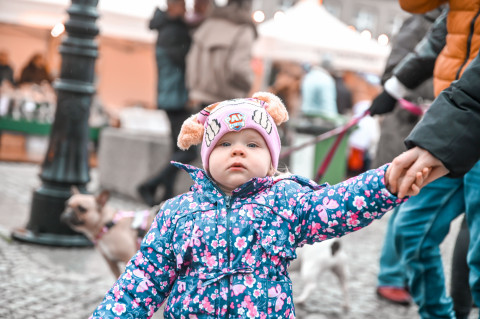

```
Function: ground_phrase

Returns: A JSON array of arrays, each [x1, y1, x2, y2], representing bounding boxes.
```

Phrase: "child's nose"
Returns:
[[231, 145, 245, 156]]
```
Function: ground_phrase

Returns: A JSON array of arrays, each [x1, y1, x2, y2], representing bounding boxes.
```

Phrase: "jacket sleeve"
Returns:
[[90, 208, 178, 318], [149, 7, 163, 30], [405, 49, 480, 177], [390, 7, 447, 91], [294, 165, 407, 246], [399, 0, 447, 14]]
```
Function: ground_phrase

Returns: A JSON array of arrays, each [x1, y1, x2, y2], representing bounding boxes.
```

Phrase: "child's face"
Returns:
[[209, 129, 274, 195]]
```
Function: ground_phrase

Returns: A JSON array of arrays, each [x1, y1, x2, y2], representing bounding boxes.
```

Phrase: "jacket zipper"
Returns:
[[225, 195, 232, 317], [455, 8, 480, 80]]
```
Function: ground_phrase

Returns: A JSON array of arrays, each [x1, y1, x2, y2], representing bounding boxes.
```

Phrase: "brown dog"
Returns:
[[60, 187, 159, 278]]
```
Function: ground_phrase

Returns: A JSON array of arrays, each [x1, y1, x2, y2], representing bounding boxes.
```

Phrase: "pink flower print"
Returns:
[[315, 205, 328, 223], [364, 189, 371, 197], [177, 280, 186, 293], [323, 197, 339, 209], [353, 196, 367, 210], [212, 240, 219, 248], [328, 220, 338, 228], [145, 232, 155, 244], [363, 211, 372, 219], [131, 299, 140, 309], [113, 285, 122, 300], [233, 227, 240, 235], [219, 239, 227, 247], [235, 236, 247, 250], [244, 274, 256, 288], [242, 295, 258, 318], [205, 253, 218, 267], [205, 226, 211, 233], [201, 297, 214, 313], [310, 221, 322, 235], [218, 225, 226, 234], [347, 215, 360, 227], [268, 284, 287, 312], [244, 251, 255, 265], [189, 202, 198, 209], [232, 284, 246, 296], [254, 289, 262, 298], [288, 198, 296, 206], [288, 233, 295, 245], [133, 269, 154, 293], [327, 189, 335, 196], [112, 303, 126, 316]]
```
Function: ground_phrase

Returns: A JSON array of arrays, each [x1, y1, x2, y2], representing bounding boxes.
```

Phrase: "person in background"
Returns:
[[184, 0, 211, 29], [369, 7, 443, 306], [299, 59, 338, 118], [343, 71, 381, 175], [137, 0, 197, 206], [89, 92, 426, 319], [186, 0, 257, 107], [18, 53, 52, 85], [0, 50, 14, 85], [376, 2, 480, 317]]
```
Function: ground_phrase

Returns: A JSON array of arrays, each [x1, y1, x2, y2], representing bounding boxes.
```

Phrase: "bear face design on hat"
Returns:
[[177, 92, 289, 171]]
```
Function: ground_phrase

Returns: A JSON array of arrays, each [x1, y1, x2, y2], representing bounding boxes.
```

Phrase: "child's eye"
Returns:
[[247, 143, 258, 148], [220, 142, 231, 147]]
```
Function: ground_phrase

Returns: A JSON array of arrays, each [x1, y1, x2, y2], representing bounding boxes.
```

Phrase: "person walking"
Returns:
[[137, 0, 198, 206], [373, 2, 480, 317], [368, 7, 442, 306], [186, 0, 257, 107]]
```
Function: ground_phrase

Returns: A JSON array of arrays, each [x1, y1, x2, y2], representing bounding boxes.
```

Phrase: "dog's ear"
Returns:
[[96, 190, 110, 208], [71, 186, 81, 195]]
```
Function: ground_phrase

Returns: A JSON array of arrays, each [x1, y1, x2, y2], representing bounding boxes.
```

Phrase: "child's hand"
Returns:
[[386, 167, 430, 198]]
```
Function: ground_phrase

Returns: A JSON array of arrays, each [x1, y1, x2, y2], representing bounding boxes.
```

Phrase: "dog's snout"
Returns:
[[60, 209, 84, 226]]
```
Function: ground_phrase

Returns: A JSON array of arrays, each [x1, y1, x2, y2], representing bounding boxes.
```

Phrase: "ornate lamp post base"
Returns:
[[12, 0, 100, 247], [12, 186, 92, 246]]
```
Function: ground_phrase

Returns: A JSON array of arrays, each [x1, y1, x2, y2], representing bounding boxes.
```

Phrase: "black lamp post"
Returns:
[[12, 0, 100, 246]]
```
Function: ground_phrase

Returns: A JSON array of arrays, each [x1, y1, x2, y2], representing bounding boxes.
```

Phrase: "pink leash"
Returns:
[[280, 110, 370, 183]]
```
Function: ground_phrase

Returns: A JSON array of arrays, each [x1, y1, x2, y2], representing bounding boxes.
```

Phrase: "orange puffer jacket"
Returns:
[[400, 0, 480, 96]]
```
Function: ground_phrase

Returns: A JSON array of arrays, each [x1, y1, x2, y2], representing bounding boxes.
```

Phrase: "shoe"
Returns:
[[137, 184, 155, 207], [376, 286, 411, 306]]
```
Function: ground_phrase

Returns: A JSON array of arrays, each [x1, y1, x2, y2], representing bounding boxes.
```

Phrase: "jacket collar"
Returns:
[[172, 161, 275, 202]]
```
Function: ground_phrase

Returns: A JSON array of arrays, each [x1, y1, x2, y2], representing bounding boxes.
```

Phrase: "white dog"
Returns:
[[294, 239, 349, 311]]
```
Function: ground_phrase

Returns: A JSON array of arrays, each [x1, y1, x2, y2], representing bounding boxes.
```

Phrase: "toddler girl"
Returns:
[[90, 92, 423, 318]]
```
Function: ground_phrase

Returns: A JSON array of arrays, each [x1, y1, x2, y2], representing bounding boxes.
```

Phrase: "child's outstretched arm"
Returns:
[[292, 164, 408, 246], [90, 207, 178, 318]]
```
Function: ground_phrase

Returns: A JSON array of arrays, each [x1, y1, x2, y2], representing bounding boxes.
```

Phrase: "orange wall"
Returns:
[[0, 23, 156, 112]]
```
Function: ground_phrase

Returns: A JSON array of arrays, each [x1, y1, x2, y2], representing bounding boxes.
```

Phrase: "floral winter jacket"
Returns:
[[90, 163, 406, 319]]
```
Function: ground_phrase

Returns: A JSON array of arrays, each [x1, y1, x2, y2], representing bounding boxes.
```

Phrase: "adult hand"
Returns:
[[368, 90, 397, 115], [386, 147, 449, 198]]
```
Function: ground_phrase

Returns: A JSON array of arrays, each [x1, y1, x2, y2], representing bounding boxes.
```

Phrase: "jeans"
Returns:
[[394, 160, 480, 319], [377, 207, 407, 288]]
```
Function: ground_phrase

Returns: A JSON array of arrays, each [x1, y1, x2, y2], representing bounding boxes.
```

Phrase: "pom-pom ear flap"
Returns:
[[177, 102, 221, 150], [252, 92, 289, 125], [177, 114, 204, 150]]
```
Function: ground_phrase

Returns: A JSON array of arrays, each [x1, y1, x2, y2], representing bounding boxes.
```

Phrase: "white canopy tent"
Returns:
[[253, 0, 391, 75]]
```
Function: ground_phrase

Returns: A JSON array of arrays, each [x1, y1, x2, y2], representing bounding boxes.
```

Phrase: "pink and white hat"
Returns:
[[177, 92, 289, 171]]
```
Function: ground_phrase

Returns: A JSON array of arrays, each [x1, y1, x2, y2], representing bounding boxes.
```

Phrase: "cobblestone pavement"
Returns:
[[0, 162, 477, 319]]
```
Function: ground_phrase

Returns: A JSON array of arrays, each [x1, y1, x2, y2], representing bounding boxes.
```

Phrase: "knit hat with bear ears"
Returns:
[[177, 92, 289, 171]]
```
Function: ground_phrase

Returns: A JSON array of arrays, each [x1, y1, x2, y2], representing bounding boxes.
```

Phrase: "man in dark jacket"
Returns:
[[372, 4, 480, 318], [138, 0, 197, 206]]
